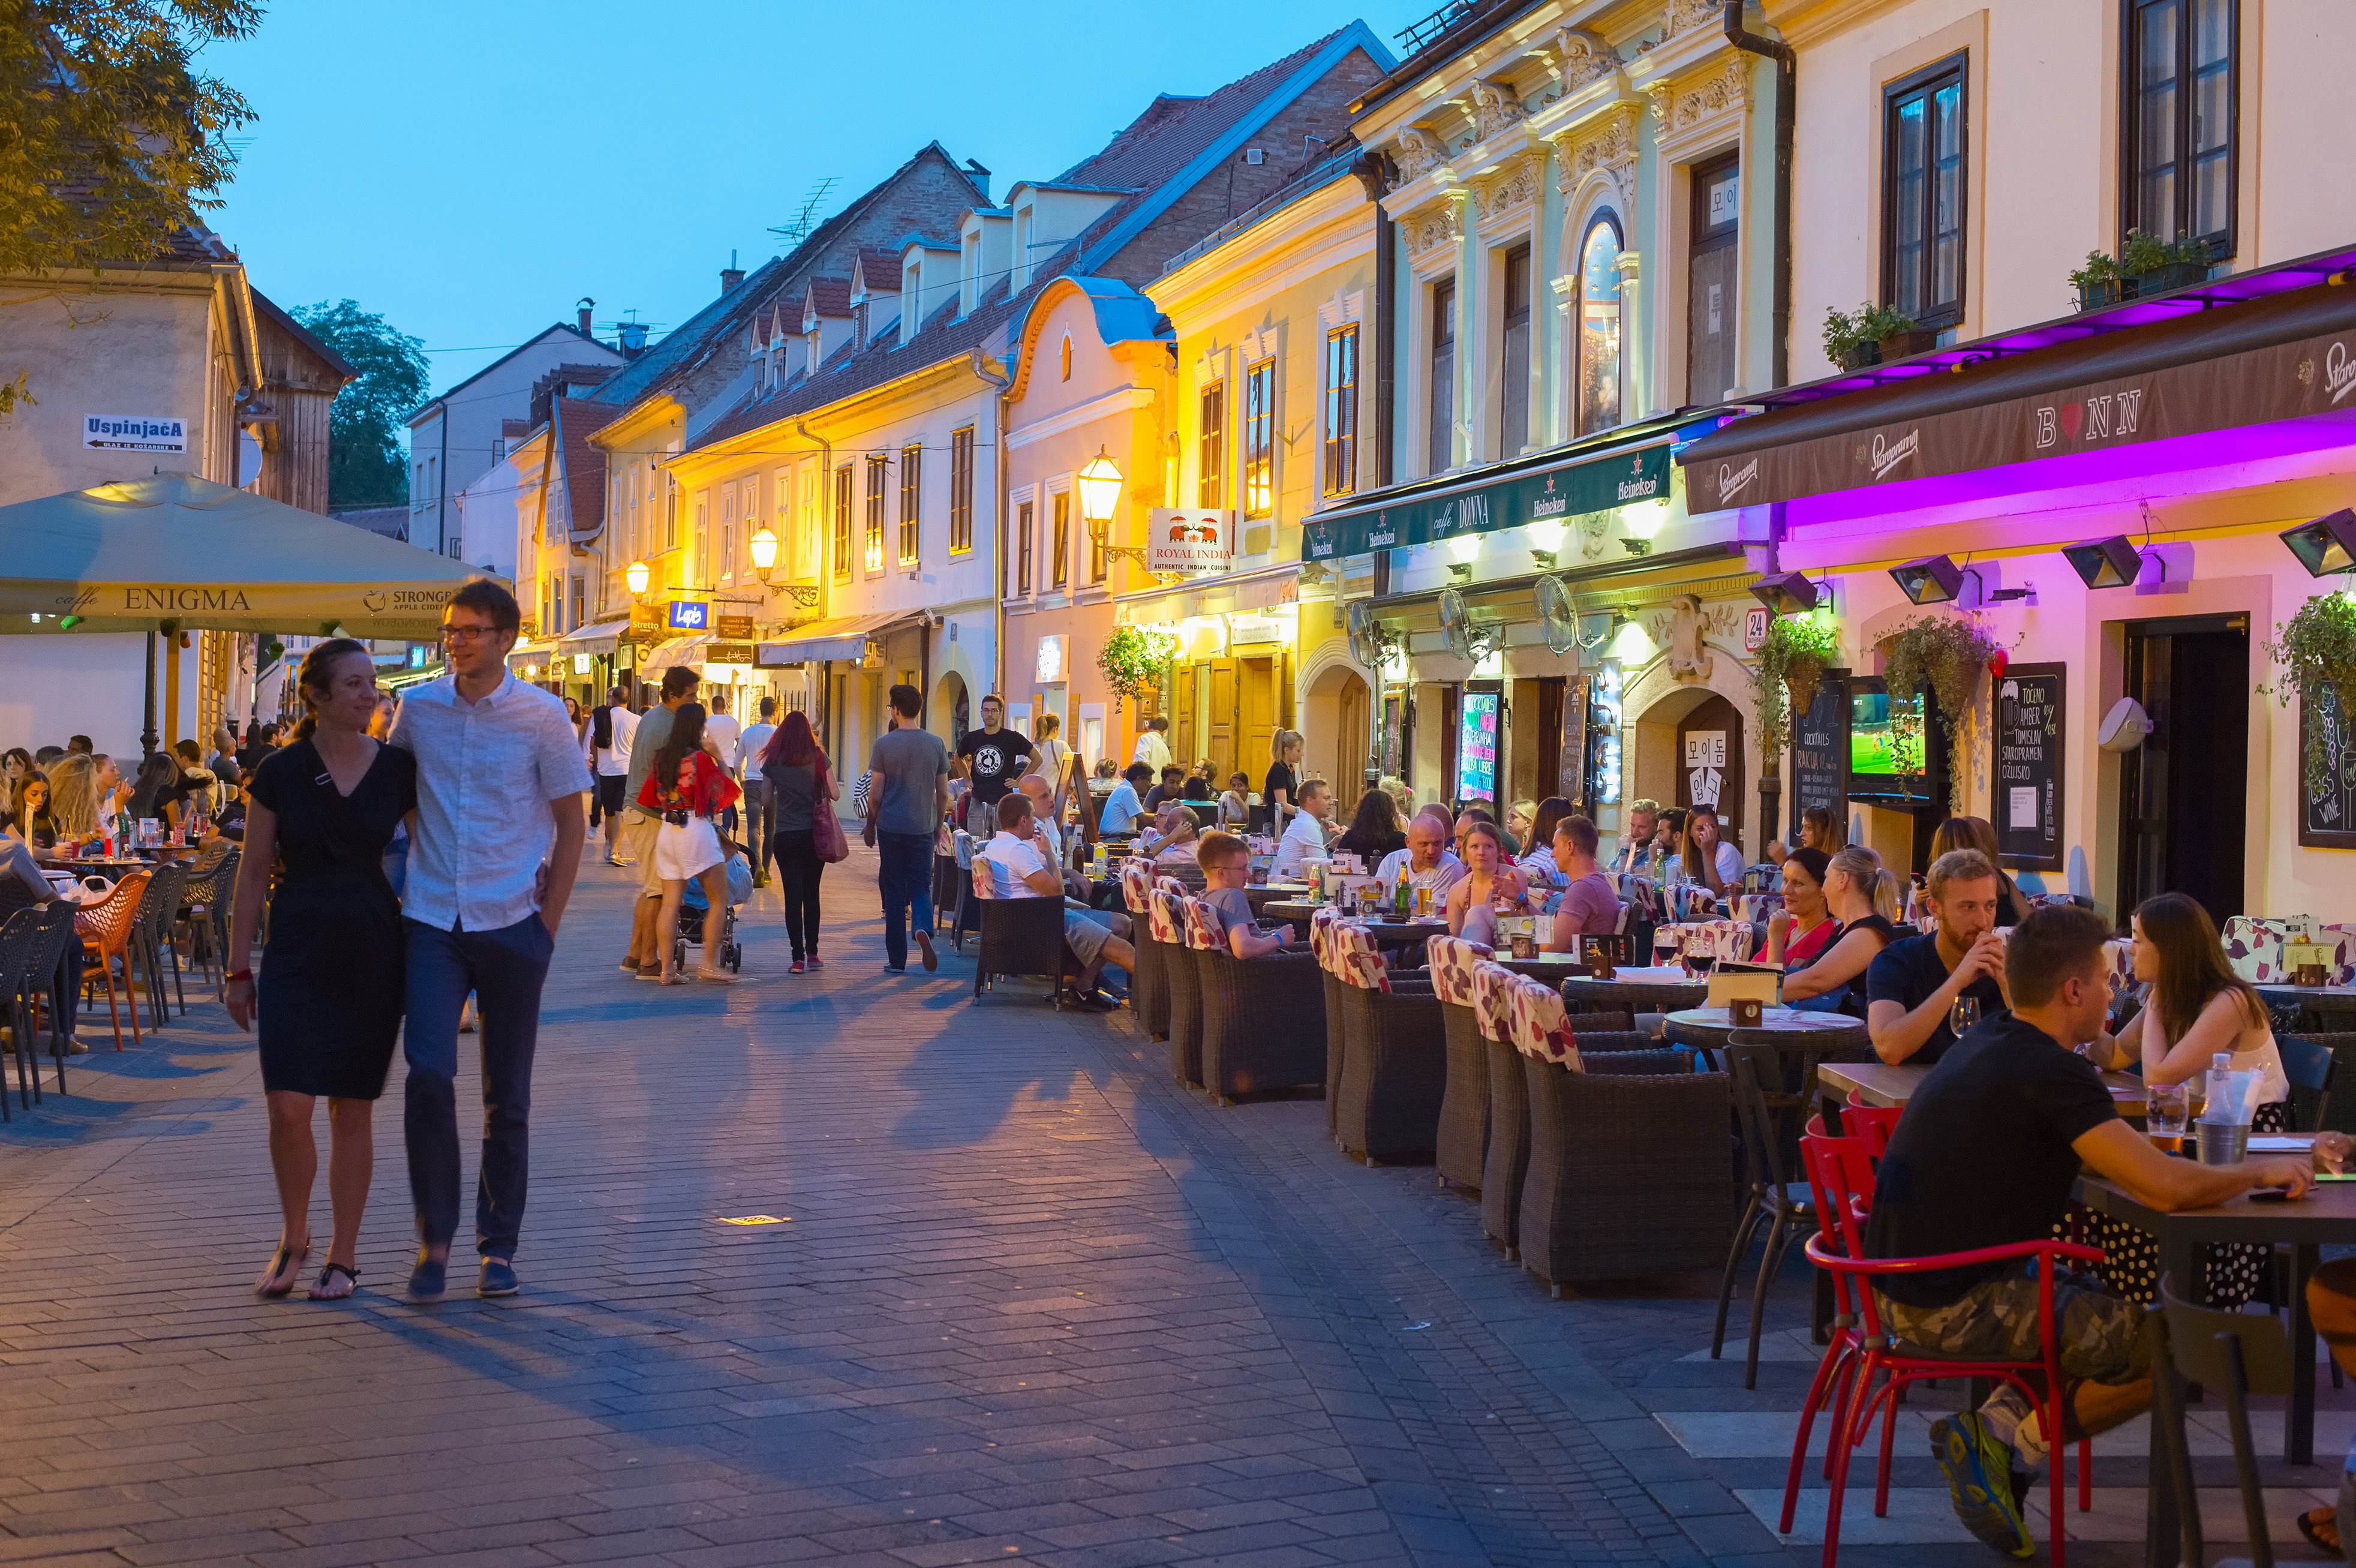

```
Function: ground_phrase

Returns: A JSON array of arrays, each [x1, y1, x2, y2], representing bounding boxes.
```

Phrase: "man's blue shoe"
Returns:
[[477, 1257, 519, 1298], [1930, 1413, 2034, 1559], [406, 1254, 447, 1303]]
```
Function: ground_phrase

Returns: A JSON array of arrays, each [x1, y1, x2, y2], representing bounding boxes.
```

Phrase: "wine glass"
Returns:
[[1949, 994, 1981, 1038], [1654, 927, 1678, 972]]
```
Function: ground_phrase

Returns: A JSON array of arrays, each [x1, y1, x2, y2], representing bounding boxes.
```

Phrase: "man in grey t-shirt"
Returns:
[[864, 683, 950, 974]]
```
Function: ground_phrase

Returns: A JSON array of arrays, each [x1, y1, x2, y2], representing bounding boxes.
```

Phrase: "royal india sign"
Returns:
[[1146, 509, 1234, 574], [1301, 444, 1670, 561]]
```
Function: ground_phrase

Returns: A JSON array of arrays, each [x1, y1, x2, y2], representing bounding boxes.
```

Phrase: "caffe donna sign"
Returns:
[[1301, 444, 1670, 561], [1146, 509, 1234, 575]]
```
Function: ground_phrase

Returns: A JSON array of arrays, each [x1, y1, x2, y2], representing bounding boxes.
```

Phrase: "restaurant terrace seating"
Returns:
[[1311, 907, 1350, 1140], [1428, 935, 1493, 1194], [2220, 915, 2356, 985], [1328, 923, 1444, 1164], [1473, 959, 1527, 1257], [1508, 975, 1729, 1293], [1148, 886, 1201, 1086], [1120, 860, 1168, 1040], [1195, 903, 1324, 1104]]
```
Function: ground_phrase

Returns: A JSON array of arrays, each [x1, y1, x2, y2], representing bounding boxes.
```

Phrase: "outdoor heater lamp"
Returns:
[[2062, 534, 2145, 590], [1749, 570, 1819, 614], [1890, 554, 1966, 605], [2282, 508, 2356, 577]]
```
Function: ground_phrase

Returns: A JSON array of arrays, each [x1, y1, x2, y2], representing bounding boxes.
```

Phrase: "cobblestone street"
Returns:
[[0, 849, 2322, 1567]]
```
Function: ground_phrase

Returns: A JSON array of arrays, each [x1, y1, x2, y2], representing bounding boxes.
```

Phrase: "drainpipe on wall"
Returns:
[[1724, 0, 1795, 391], [795, 417, 833, 757], [1755, 498, 1789, 850], [968, 346, 1013, 715], [1351, 152, 1396, 489]]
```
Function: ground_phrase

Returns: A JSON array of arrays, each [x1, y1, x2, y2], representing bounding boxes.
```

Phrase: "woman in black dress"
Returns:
[[226, 639, 417, 1300]]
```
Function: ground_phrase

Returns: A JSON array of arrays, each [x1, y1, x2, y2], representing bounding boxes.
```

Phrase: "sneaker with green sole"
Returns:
[[1930, 1412, 2035, 1558]]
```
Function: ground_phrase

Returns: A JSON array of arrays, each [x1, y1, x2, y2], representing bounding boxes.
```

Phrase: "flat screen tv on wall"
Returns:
[[1847, 677, 1939, 805]]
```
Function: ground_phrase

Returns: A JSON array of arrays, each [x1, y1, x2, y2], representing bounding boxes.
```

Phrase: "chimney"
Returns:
[[720, 248, 744, 296], [576, 296, 595, 337]]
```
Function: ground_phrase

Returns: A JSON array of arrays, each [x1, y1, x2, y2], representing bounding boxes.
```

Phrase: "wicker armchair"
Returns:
[[1474, 961, 1528, 1255], [1122, 862, 1170, 1041], [1507, 977, 1732, 1291], [1151, 889, 1203, 1086], [1197, 946, 1326, 1102], [130, 861, 189, 1023], [1311, 909, 1349, 1140], [175, 847, 239, 989], [970, 894, 1072, 1005], [1330, 925, 1446, 1164], [1429, 936, 1493, 1194], [0, 907, 45, 1117]]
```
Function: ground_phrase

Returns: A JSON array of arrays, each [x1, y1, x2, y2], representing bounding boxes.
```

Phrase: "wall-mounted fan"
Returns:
[[1437, 586, 1474, 661], [1345, 599, 1386, 669], [1534, 575, 1578, 656]]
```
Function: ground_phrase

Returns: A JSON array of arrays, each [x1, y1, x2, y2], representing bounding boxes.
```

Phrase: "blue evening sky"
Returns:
[[206, 0, 1428, 401]]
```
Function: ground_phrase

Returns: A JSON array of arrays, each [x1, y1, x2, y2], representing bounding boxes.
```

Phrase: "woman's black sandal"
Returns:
[[2297, 1506, 2338, 1555], [255, 1240, 308, 1299], [307, 1262, 359, 1301]]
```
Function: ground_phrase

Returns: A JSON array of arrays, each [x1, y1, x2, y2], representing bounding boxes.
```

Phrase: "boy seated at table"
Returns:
[[1196, 830, 1291, 959], [1865, 903, 2319, 1558]]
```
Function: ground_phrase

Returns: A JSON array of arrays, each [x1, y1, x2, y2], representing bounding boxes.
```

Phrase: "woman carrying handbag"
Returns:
[[759, 711, 844, 974], [635, 702, 740, 985]]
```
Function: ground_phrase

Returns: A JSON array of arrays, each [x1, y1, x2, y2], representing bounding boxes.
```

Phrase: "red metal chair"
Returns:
[[1793, 1128, 2096, 1567], [1839, 1098, 1901, 1158]]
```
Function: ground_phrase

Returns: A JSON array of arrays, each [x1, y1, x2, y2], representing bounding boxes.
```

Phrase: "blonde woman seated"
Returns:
[[1444, 819, 1530, 947], [1771, 844, 1903, 1014]]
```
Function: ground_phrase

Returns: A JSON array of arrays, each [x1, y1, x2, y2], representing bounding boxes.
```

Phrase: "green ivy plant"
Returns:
[[1750, 613, 1843, 767], [1881, 612, 2000, 812], [2261, 591, 2356, 792], [1821, 303, 1919, 371], [2120, 227, 2212, 276], [1098, 624, 1178, 707], [2067, 250, 2124, 292]]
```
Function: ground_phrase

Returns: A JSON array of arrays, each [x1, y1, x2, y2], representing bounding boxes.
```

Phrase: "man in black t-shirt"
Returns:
[[954, 693, 1036, 831], [1142, 764, 1184, 813], [1866, 847, 2012, 1065], [1865, 905, 2313, 1557]]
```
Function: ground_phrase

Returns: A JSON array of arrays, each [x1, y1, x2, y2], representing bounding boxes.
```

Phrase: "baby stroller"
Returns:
[[673, 834, 752, 975]]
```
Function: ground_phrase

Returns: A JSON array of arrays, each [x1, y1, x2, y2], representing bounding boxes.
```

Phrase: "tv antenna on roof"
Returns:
[[769, 178, 841, 249]]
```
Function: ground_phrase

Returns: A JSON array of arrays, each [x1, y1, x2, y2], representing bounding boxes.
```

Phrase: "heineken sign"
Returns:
[[1301, 444, 1670, 561]]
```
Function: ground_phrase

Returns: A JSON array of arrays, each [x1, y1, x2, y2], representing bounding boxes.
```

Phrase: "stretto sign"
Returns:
[[1302, 444, 1670, 561], [1146, 509, 1233, 575]]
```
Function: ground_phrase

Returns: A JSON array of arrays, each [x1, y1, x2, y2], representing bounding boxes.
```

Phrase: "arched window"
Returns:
[[1575, 212, 1624, 436]]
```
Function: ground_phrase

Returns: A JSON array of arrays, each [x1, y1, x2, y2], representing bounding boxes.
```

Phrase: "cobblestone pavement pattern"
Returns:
[[0, 850, 2198, 1566]]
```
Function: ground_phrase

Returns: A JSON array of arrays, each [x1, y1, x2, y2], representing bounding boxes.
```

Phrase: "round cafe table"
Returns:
[[1495, 951, 1588, 980], [1245, 883, 1311, 913], [2255, 982, 2356, 1026], [1559, 966, 1708, 1016], [1661, 1005, 1870, 1062]]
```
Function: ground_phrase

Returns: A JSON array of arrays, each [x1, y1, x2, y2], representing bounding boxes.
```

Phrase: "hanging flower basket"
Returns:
[[1098, 624, 1179, 708], [1750, 614, 1843, 767], [1880, 612, 2001, 812], [2262, 591, 2356, 793]]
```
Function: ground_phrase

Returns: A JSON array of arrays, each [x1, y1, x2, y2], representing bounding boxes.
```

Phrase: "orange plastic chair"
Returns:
[[74, 870, 149, 1050]]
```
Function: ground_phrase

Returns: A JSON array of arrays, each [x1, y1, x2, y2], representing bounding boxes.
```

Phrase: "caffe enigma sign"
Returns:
[[1301, 444, 1670, 561]]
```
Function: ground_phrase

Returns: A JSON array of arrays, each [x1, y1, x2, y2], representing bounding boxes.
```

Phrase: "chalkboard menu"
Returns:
[[1993, 664, 2065, 870], [2298, 683, 2356, 849], [1787, 669, 1849, 842]]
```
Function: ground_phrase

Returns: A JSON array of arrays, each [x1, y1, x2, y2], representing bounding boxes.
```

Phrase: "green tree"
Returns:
[[0, 0, 261, 418], [292, 299, 430, 509]]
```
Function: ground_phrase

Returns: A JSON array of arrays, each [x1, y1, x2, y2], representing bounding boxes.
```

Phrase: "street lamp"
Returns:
[[1077, 446, 1146, 564], [626, 558, 651, 596], [749, 526, 779, 579]]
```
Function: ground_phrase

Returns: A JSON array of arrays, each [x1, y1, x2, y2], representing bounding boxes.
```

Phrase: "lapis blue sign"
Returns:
[[668, 600, 710, 630]]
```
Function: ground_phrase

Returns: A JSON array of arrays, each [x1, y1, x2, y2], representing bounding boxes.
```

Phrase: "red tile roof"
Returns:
[[801, 277, 854, 320], [855, 248, 904, 289], [555, 398, 609, 537]]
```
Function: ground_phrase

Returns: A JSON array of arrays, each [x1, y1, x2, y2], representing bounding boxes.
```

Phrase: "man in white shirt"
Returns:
[[1270, 779, 1336, 879], [975, 792, 1134, 998], [1375, 809, 1468, 900], [389, 580, 591, 1303], [703, 689, 743, 835], [737, 695, 778, 887], [1131, 716, 1172, 774], [1687, 804, 1746, 894], [592, 685, 637, 866]]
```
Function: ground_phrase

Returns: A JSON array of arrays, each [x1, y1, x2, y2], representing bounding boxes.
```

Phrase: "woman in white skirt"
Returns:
[[633, 701, 740, 985]]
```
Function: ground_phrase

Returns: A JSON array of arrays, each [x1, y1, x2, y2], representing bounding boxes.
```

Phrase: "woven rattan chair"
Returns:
[[946, 832, 982, 951], [1330, 925, 1445, 1164], [1312, 911, 1349, 1141], [1121, 863, 1169, 1041], [22, 903, 76, 1096], [1474, 962, 1528, 1256], [128, 862, 188, 1023], [1509, 975, 1732, 1292], [175, 847, 235, 985], [1197, 944, 1325, 1102], [76, 870, 149, 1050], [970, 893, 1072, 1005], [0, 907, 46, 1116], [1429, 936, 1493, 1194], [1150, 889, 1204, 1086]]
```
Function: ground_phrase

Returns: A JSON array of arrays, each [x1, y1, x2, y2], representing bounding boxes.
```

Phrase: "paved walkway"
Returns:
[[0, 850, 2328, 1566]]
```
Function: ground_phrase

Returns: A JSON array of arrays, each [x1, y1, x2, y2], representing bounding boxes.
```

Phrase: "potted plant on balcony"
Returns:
[[2121, 229, 2213, 299], [1751, 612, 1843, 768], [2069, 250, 2128, 311], [2261, 590, 2356, 794], [1822, 304, 1924, 373], [1882, 612, 2000, 812]]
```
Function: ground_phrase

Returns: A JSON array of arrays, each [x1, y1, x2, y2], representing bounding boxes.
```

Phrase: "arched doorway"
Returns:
[[1629, 684, 1750, 851], [1303, 660, 1372, 802], [934, 670, 971, 752]]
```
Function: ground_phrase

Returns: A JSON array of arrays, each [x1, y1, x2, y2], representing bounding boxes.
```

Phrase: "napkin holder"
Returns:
[[2286, 939, 2332, 989]]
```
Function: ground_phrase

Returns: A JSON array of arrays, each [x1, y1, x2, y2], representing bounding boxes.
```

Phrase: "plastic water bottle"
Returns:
[[2205, 1052, 2234, 1122]]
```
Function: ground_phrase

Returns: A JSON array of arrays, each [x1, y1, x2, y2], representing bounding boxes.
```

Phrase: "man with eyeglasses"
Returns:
[[387, 580, 592, 1302]]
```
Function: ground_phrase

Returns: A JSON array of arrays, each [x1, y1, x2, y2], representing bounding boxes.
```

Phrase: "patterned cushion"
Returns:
[[1119, 859, 1154, 914], [2222, 917, 2299, 984], [1733, 891, 1785, 924], [1153, 875, 1187, 897], [1470, 960, 1519, 1044], [1179, 897, 1225, 952], [2102, 938, 2138, 1006], [1427, 935, 1491, 1005], [1505, 974, 1583, 1071], [1146, 888, 1185, 945], [1328, 921, 1392, 993], [1309, 906, 1348, 968]]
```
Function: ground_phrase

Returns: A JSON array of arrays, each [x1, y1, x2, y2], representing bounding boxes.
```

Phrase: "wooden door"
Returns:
[[1535, 677, 1565, 801], [1239, 656, 1276, 783], [1209, 660, 1237, 779], [1173, 662, 1198, 775], [1674, 693, 1746, 842], [1335, 674, 1371, 798]]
